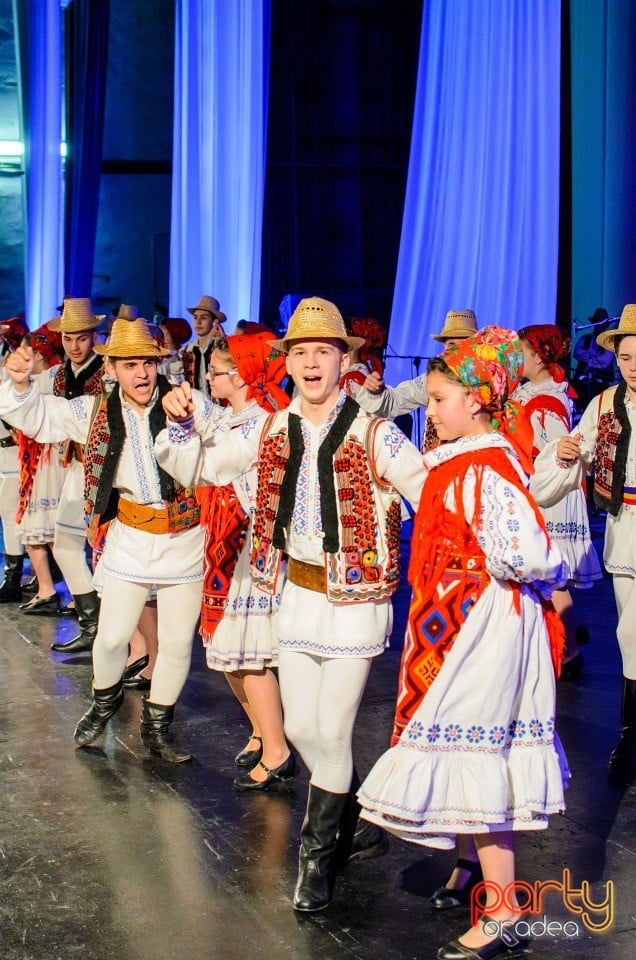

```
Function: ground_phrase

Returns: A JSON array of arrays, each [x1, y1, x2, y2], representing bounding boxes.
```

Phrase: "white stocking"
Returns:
[[278, 650, 372, 793]]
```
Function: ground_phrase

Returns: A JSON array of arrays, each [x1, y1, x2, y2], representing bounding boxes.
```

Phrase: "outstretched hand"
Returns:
[[5, 344, 35, 391], [162, 381, 195, 422], [363, 371, 385, 395]]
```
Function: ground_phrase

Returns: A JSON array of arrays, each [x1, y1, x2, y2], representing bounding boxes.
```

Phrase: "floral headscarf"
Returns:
[[226, 330, 290, 413], [518, 323, 576, 398], [443, 325, 534, 474]]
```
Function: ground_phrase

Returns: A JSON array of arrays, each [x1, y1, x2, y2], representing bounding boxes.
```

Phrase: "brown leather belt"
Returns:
[[67, 440, 85, 464], [286, 557, 326, 594], [117, 497, 170, 535]]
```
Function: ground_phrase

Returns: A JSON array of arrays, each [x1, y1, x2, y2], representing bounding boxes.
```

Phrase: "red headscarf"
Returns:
[[349, 316, 386, 377], [443, 326, 535, 475], [226, 331, 290, 412], [518, 323, 576, 397], [30, 323, 64, 367], [0, 315, 29, 351]]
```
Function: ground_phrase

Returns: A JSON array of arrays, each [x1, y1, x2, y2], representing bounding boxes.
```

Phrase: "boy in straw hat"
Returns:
[[0, 315, 204, 763], [39, 298, 106, 652], [354, 309, 479, 425], [156, 295, 426, 911], [182, 294, 226, 396], [532, 303, 636, 780]]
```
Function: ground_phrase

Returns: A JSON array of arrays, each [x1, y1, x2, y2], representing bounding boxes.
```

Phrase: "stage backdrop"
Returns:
[[169, 0, 270, 330], [386, 0, 562, 386]]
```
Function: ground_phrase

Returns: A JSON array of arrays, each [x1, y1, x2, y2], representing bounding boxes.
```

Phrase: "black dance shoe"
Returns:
[[233, 752, 297, 791], [234, 735, 263, 768], [436, 915, 529, 959], [122, 656, 150, 681], [431, 858, 483, 910], [19, 593, 61, 615]]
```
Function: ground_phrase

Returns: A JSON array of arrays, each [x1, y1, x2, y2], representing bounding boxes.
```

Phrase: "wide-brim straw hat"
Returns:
[[431, 309, 478, 342], [269, 297, 365, 353], [596, 304, 636, 350], [93, 317, 170, 358], [116, 303, 139, 320], [186, 295, 226, 324], [49, 298, 105, 333]]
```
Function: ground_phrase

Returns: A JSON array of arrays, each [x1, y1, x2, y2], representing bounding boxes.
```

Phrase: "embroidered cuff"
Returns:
[[12, 381, 34, 402], [167, 417, 194, 443], [556, 457, 574, 470]]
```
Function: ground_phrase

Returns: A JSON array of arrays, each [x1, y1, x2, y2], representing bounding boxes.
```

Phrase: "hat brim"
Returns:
[[186, 307, 226, 323], [431, 328, 477, 342], [268, 334, 366, 354], [93, 344, 170, 358], [48, 315, 106, 332], [596, 329, 626, 350]]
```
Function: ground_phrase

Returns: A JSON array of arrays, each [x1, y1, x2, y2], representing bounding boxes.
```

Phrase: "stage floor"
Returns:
[[1, 522, 635, 960]]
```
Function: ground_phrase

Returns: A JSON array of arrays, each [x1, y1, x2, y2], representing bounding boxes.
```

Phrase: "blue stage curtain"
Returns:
[[12, 0, 63, 326], [63, 0, 110, 298], [387, 0, 561, 384], [170, 0, 271, 328]]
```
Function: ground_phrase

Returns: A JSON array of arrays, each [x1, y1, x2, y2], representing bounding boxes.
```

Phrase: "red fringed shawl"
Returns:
[[15, 432, 46, 525], [397, 447, 565, 739]]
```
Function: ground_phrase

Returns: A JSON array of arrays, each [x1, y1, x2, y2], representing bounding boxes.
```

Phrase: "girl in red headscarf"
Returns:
[[14, 325, 67, 614], [195, 331, 296, 790], [515, 325, 602, 679], [358, 327, 569, 959]]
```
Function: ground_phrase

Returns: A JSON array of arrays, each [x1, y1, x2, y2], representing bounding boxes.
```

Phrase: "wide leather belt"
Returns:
[[117, 497, 170, 534], [286, 556, 326, 594]]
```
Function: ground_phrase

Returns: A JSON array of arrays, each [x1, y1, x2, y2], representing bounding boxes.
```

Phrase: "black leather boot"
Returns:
[[51, 590, 100, 653], [0, 553, 24, 603], [293, 784, 348, 912], [608, 678, 636, 777], [334, 769, 387, 871], [74, 680, 124, 746], [140, 700, 192, 763]]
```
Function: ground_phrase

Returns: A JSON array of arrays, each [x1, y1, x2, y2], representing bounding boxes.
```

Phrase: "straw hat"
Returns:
[[93, 317, 170, 358], [269, 297, 365, 353], [48, 298, 105, 333], [596, 304, 636, 350], [116, 303, 139, 321], [186, 295, 226, 324], [431, 309, 478, 342]]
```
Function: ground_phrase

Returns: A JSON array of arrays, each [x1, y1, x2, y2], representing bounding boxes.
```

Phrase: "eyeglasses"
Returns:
[[207, 368, 237, 379]]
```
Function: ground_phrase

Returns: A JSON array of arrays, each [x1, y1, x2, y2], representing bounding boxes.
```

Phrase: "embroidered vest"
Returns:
[[593, 383, 631, 516], [54, 355, 104, 467], [250, 406, 402, 603], [182, 342, 212, 395], [53, 354, 104, 399], [83, 375, 200, 546]]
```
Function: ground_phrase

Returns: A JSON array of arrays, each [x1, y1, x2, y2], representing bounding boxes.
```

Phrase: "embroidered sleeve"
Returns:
[[531, 396, 598, 508], [357, 373, 427, 418], [373, 419, 426, 511], [0, 379, 91, 443], [474, 468, 564, 585], [155, 417, 262, 488]]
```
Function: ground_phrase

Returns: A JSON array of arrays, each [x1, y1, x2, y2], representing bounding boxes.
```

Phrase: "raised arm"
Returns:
[[0, 346, 92, 443]]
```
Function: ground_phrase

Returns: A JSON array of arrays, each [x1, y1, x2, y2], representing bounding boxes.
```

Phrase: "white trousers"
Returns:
[[0, 475, 23, 555], [278, 650, 372, 793], [93, 575, 202, 705], [613, 574, 636, 679], [52, 526, 94, 595]]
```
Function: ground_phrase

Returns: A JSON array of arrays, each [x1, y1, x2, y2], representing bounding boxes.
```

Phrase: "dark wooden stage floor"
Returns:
[[1, 521, 635, 960]]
